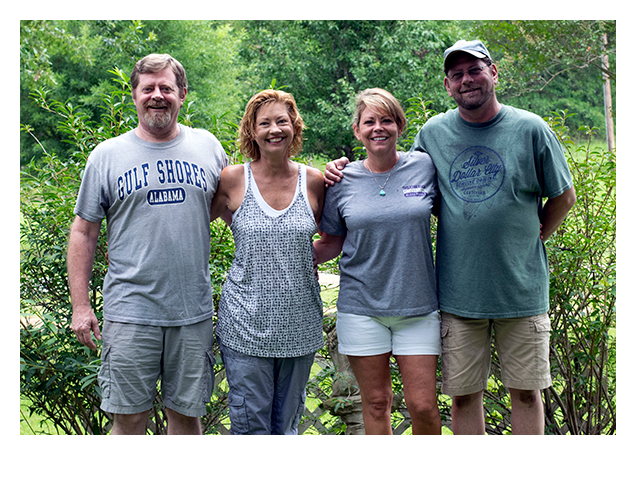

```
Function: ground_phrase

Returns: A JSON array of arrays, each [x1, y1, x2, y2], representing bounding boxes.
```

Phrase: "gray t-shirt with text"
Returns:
[[320, 151, 439, 317], [74, 126, 227, 326]]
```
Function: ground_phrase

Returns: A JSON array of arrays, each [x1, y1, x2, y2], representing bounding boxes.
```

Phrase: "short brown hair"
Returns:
[[352, 88, 407, 132], [130, 54, 187, 97], [239, 89, 305, 160]]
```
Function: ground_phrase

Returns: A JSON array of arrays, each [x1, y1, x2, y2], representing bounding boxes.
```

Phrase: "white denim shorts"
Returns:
[[336, 310, 441, 356]]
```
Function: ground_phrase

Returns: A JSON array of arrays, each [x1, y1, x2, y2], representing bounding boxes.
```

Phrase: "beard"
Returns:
[[143, 102, 173, 129], [453, 83, 495, 111]]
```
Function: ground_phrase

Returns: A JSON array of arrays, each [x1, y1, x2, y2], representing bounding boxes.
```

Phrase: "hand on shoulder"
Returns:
[[324, 157, 349, 187]]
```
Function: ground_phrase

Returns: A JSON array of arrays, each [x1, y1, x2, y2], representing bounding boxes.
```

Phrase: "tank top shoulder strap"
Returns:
[[298, 164, 313, 214], [244, 162, 252, 190]]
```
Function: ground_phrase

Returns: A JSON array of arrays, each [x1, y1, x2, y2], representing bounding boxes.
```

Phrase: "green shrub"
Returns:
[[542, 113, 616, 434], [475, 112, 616, 435], [20, 101, 110, 434]]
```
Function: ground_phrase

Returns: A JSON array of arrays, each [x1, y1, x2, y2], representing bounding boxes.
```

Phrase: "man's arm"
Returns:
[[323, 157, 350, 187], [210, 186, 231, 226], [67, 216, 102, 350], [540, 186, 577, 241]]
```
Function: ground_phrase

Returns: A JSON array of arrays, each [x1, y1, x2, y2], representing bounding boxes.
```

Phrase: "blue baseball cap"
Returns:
[[443, 40, 492, 71]]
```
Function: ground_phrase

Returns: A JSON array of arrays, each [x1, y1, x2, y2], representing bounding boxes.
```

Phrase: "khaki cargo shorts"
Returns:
[[440, 312, 552, 397]]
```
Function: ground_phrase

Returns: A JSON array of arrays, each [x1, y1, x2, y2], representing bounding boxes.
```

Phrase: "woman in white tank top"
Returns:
[[210, 90, 325, 435]]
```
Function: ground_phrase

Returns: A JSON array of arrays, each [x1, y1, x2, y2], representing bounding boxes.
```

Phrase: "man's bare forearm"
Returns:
[[541, 186, 577, 241]]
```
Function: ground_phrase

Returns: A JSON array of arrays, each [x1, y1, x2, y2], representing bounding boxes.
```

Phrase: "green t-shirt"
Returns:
[[412, 105, 572, 318]]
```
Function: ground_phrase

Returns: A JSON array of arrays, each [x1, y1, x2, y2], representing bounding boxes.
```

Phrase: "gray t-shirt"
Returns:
[[412, 105, 573, 318], [320, 151, 439, 317], [74, 126, 227, 326]]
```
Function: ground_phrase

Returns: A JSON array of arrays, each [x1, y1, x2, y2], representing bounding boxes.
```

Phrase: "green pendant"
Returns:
[[380, 189, 386, 196]]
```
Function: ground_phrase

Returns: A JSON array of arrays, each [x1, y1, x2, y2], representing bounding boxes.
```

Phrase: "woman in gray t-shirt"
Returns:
[[314, 88, 441, 435]]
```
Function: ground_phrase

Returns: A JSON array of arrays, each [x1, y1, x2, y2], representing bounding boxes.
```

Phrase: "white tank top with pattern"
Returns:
[[216, 163, 324, 357]]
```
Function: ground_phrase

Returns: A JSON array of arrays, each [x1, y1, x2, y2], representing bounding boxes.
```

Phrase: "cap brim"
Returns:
[[444, 49, 488, 69]]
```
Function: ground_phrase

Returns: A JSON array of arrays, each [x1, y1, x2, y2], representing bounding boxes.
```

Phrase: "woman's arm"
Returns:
[[305, 165, 326, 225], [210, 164, 245, 226], [313, 230, 345, 265]]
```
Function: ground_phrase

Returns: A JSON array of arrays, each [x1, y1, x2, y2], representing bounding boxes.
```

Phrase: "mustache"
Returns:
[[144, 100, 170, 108]]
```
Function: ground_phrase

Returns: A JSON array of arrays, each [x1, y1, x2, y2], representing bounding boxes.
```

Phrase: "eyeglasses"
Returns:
[[447, 65, 489, 82]]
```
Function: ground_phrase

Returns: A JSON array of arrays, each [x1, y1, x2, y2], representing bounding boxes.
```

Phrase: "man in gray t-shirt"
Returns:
[[67, 54, 227, 435]]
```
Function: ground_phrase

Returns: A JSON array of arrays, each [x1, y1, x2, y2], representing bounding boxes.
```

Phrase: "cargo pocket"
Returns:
[[440, 320, 451, 354], [291, 392, 307, 433], [201, 348, 215, 404], [97, 344, 111, 399], [533, 315, 551, 334], [532, 315, 551, 371], [228, 394, 249, 434]]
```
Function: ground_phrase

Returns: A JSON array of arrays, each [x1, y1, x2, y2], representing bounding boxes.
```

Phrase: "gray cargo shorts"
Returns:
[[98, 318, 215, 417]]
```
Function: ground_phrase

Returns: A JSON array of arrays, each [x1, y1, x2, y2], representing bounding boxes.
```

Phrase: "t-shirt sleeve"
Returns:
[[211, 133, 229, 170], [319, 183, 346, 236], [73, 154, 109, 223], [411, 128, 427, 154], [535, 123, 573, 199]]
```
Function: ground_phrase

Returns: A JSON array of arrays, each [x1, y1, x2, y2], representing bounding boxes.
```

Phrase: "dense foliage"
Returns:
[[236, 20, 464, 159], [474, 20, 616, 138], [543, 114, 616, 434], [20, 20, 616, 435], [20, 20, 615, 166], [19, 20, 244, 166]]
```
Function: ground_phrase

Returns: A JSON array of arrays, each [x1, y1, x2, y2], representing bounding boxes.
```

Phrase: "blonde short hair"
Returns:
[[239, 89, 305, 160], [352, 88, 407, 132]]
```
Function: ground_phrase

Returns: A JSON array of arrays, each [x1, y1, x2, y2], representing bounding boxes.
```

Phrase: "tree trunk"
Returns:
[[324, 328, 366, 435], [602, 32, 615, 153]]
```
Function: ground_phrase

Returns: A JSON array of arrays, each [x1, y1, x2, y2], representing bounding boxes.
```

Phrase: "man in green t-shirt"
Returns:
[[325, 40, 576, 435]]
